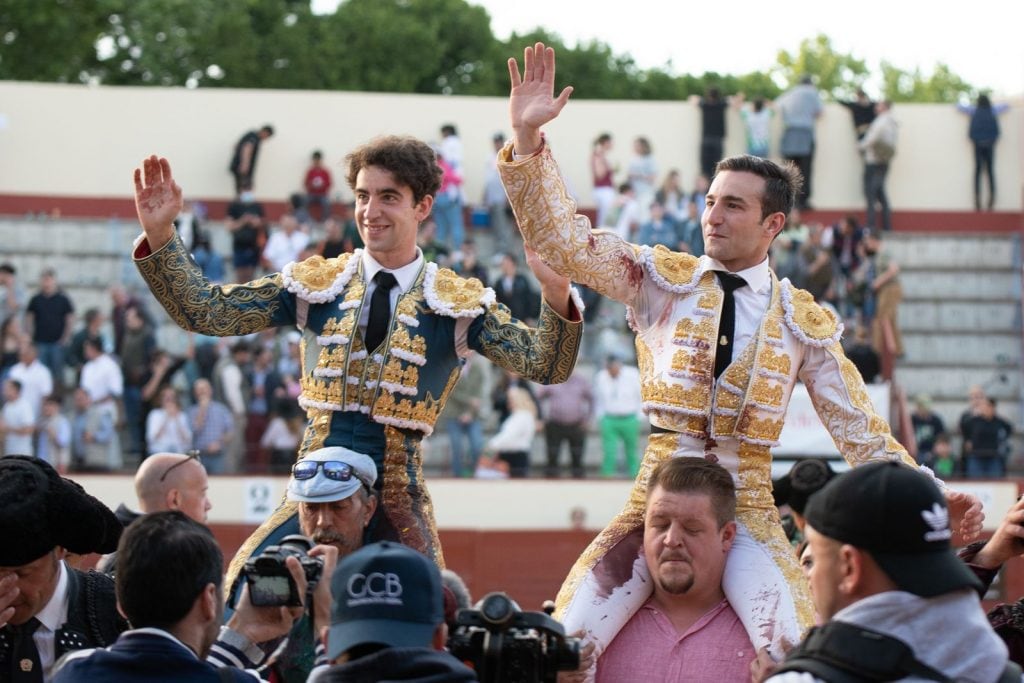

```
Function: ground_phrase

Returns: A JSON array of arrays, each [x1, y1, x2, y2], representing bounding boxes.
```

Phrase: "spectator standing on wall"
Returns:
[[859, 100, 898, 232], [739, 95, 773, 158], [229, 124, 274, 195], [776, 75, 823, 209], [959, 93, 1009, 211], [839, 88, 876, 142], [698, 86, 728, 179]]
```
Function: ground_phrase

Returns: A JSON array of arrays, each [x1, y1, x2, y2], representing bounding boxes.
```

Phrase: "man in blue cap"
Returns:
[[309, 541, 477, 682]]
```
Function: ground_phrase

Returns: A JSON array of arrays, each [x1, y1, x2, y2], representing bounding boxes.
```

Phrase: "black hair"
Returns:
[[116, 511, 223, 630]]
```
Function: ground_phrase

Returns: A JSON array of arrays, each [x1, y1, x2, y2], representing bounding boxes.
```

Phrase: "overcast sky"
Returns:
[[312, 0, 1023, 97]]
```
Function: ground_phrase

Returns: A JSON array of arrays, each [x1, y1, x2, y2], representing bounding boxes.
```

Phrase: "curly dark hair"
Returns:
[[345, 135, 442, 204]]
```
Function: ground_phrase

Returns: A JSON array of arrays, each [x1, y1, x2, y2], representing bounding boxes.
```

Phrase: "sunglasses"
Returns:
[[292, 460, 366, 485], [158, 450, 201, 483]]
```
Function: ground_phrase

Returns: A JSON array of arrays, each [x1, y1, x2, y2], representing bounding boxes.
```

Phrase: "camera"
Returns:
[[448, 592, 581, 683], [243, 534, 323, 607]]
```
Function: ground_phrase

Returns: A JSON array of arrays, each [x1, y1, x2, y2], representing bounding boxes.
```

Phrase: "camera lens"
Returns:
[[480, 593, 514, 625]]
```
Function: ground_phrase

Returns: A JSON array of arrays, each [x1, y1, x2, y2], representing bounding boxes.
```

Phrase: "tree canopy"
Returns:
[[0, 0, 980, 102]]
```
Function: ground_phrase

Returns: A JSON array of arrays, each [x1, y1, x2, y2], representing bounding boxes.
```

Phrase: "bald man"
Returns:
[[98, 453, 212, 574]]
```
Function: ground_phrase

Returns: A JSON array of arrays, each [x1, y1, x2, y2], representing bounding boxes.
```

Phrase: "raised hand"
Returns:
[[507, 42, 573, 155], [524, 243, 572, 319], [945, 488, 984, 545], [133, 155, 183, 250]]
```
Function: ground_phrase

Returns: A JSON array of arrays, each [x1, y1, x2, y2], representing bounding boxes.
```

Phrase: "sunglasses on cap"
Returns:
[[291, 459, 367, 485]]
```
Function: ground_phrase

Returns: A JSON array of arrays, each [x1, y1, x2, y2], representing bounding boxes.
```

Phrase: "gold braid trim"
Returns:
[[478, 299, 581, 385], [429, 268, 493, 315], [381, 427, 445, 567], [135, 232, 282, 336]]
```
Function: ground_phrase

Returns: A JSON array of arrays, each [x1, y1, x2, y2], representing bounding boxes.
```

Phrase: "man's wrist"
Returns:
[[217, 625, 266, 663], [512, 129, 544, 157]]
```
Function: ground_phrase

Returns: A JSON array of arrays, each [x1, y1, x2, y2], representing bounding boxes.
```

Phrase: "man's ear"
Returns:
[[166, 488, 180, 511], [415, 194, 435, 223], [764, 211, 786, 238], [363, 493, 379, 528], [200, 583, 218, 622], [720, 520, 738, 552], [838, 544, 862, 595]]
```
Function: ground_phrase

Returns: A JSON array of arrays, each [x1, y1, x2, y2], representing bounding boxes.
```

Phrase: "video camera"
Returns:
[[448, 592, 581, 683], [243, 534, 323, 607]]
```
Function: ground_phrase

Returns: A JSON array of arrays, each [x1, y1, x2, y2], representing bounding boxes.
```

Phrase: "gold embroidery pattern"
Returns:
[[784, 284, 840, 342], [387, 325, 428, 362], [289, 254, 352, 292], [498, 146, 645, 304], [300, 406, 333, 455], [433, 268, 489, 314], [381, 427, 445, 567], [816, 344, 916, 466], [651, 245, 700, 286], [737, 506, 815, 634], [758, 346, 792, 377], [477, 300, 580, 385], [136, 233, 282, 336], [372, 390, 443, 433]]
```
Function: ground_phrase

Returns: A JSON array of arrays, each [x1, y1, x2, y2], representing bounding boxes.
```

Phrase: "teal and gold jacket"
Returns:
[[135, 233, 582, 569]]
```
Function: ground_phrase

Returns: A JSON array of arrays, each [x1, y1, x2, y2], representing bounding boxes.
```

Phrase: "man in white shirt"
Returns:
[[78, 338, 123, 405], [1, 378, 35, 456], [8, 342, 53, 421], [593, 354, 643, 478], [261, 213, 311, 273]]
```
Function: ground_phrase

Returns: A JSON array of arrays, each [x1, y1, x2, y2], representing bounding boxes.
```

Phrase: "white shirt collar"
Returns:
[[35, 559, 69, 633], [360, 249, 424, 294], [699, 255, 772, 294]]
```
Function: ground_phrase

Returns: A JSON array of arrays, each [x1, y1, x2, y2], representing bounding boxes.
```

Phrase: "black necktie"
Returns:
[[714, 272, 747, 379], [365, 271, 397, 352], [8, 618, 43, 683]]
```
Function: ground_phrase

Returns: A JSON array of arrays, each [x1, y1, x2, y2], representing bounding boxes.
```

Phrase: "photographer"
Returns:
[[309, 541, 477, 682], [265, 446, 379, 683], [54, 511, 334, 682]]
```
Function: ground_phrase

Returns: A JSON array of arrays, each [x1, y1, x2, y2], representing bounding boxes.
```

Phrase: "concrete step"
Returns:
[[900, 270, 1019, 300], [885, 234, 1019, 270], [895, 366, 1018, 403], [900, 333, 1020, 366], [898, 301, 1020, 333]]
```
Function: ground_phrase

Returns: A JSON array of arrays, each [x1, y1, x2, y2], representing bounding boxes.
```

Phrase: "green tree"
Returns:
[[774, 34, 870, 99], [879, 61, 974, 103], [0, 0, 108, 83]]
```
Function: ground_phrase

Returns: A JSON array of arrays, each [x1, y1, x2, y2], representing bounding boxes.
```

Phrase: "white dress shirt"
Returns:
[[34, 559, 69, 680], [79, 353, 124, 403], [594, 365, 644, 419], [358, 250, 424, 331]]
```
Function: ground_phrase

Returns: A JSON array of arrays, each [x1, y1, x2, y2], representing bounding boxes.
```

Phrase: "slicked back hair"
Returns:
[[647, 457, 736, 528], [713, 154, 803, 220]]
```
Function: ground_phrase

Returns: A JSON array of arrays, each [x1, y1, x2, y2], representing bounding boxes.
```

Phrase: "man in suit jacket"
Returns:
[[54, 511, 336, 682]]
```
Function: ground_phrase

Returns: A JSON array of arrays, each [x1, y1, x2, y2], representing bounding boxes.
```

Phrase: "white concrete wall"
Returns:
[[0, 80, 1020, 211]]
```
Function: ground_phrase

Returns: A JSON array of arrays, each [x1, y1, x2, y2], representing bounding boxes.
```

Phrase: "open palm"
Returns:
[[508, 42, 574, 133], [133, 155, 183, 249]]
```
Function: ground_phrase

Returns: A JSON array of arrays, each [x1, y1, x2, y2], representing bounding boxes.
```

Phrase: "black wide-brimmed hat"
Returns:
[[0, 456, 122, 566]]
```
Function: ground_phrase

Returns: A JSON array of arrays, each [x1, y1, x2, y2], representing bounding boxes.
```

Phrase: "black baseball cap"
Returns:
[[803, 461, 981, 597]]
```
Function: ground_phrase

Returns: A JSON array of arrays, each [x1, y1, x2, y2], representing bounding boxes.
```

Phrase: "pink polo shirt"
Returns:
[[596, 598, 755, 683]]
